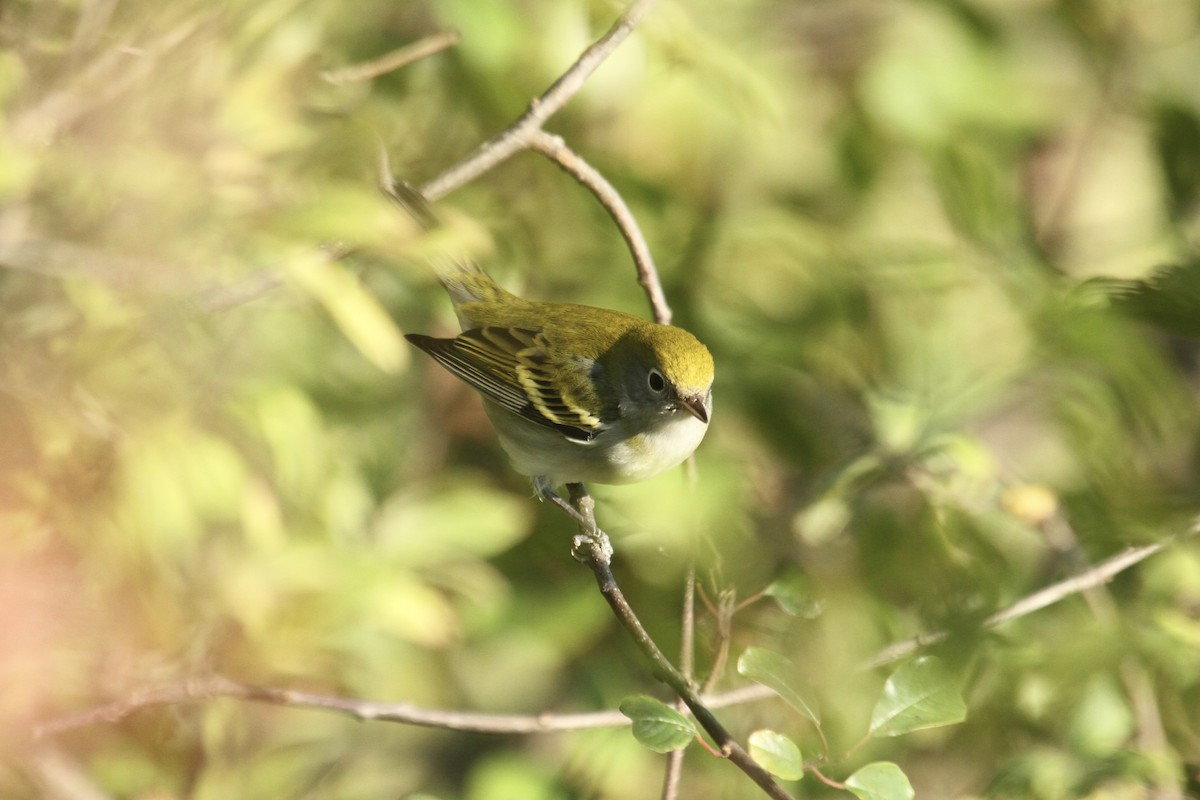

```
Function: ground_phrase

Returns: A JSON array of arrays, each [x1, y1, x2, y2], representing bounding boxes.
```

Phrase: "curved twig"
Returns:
[[525, 130, 672, 324], [861, 528, 1195, 670], [564, 485, 795, 800], [418, 0, 659, 203], [661, 567, 698, 800], [410, 0, 671, 323], [320, 30, 461, 85], [33, 677, 774, 741]]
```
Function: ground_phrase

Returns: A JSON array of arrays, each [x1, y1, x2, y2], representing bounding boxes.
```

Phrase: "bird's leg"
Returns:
[[533, 476, 592, 529], [533, 478, 612, 563], [566, 482, 613, 564], [567, 482, 596, 531]]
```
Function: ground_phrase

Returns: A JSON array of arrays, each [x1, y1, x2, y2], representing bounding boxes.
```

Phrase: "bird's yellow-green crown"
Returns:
[[638, 324, 713, 392]]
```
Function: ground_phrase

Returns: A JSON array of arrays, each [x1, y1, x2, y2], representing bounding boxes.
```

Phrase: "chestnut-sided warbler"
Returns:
[[406, 262, 714, 505]]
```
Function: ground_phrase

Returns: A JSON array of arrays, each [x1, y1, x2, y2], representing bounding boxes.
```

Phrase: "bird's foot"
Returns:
[[533, 478, 612, 564]]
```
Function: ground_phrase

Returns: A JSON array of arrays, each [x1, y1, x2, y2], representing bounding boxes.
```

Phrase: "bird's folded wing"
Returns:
[[407, 327, 603, 441]]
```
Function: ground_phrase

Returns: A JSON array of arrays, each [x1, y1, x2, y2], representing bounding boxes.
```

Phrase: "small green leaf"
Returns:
[[737, 647, 820, 724], [763, 573, 825, 618], [748, 729, 804, 781], [869, 656, 966, 737], [1067, 674, 1134, 756], [618, 696, 699, 753], [792, 496, 852, 545], [845, 762, 915, 800], [288, 250, 408, 373], [374, 483, 532, 564], [1155, 103, 1200, 220]]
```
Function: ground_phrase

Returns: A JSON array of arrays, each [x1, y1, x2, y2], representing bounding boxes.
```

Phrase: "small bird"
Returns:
[[406, 262, 714, 515]]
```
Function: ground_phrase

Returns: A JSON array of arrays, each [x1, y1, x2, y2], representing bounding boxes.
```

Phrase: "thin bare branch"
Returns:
[[28, 747, 112, 800], [193, 269, 283, 313], [565, 484, 795, 800], [389, 0, 671, 322], [14, 17, 203, 144], [36, 523, 1191, 737], [862, 529, 1194, 670], [419, 0, 659, 203], [35, 520, 1193, 792], [34, 677, 615, 739], [1039, 512, 1184, 800], [661, 750, 685, 800], [701, 588, 737, 695], [34, 676, 775, 742], [526, 130, 672, 324], [679, 568, 698, 683], [0, 237, 284, 312], [662, 567, 698, 800], [320, 30, 461, 85]]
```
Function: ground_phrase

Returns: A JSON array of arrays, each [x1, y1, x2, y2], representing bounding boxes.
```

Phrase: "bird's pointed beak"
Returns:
[[679, 391, 710, 424]]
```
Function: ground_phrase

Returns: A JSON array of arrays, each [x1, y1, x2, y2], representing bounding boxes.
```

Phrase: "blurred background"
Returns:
[[2, 0, 1199, 797]]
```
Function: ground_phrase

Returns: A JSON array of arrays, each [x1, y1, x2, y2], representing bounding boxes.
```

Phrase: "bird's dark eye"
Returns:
[[647, 368, 667, 394]]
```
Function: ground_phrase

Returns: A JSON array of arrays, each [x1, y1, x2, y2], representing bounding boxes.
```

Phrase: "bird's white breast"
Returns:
[[603, 413, 709, 484], [485, 400, 709, 487]]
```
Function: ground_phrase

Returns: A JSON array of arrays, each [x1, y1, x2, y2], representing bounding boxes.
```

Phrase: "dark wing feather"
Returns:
[[406, 332, 529, 414], [406, 328, 603, 441]]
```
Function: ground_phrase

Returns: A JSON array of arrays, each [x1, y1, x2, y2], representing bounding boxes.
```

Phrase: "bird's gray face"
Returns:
[[617, 359, 711, 425]]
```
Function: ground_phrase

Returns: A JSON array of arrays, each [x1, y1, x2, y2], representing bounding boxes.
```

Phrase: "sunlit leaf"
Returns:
[[737, 647, 820, 724], [748, 729, 803, 781], [792, 496, 851, 545], [931, 141, 1020, 249], [869, 656, 966, 737], [845, 762, 915, 800], [1154, 103, 1200, 220], [763, 572, 825, 618], [374, 483, 532, 564], [618, 696, 699, 753], [1067, 675, 1134, 756], [287, 249, 408, 373], [369, 573, 460, 647], [1109, 259, 1200, 338], [464, 753, 564, 800]]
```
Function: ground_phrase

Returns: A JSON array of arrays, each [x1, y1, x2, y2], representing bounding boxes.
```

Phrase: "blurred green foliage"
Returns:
[[2, 0, 1199, 797]]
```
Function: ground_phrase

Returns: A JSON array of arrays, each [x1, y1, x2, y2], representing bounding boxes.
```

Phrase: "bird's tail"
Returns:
[[383, 180, 516, 321], [433, 259, 511, 305], [431, 259, 522, 331]]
